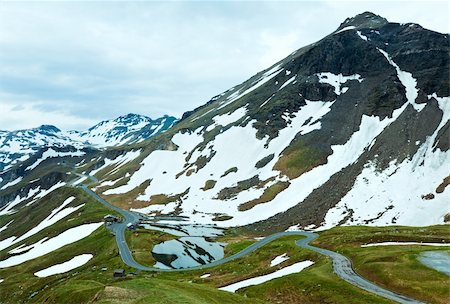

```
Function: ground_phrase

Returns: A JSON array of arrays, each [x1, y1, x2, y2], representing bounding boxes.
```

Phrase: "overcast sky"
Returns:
[[0, 0, 448, 131]]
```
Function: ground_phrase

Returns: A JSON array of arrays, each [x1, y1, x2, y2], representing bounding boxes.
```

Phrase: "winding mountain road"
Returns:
[[77, 182, 422, 304]]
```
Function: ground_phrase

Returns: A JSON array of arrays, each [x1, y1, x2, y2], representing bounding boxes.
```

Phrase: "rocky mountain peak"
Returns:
[[337, 12, 388, 31], [88, 113, 153, 132], [117, 113, 151, 122], [35, 125, 61, 133]]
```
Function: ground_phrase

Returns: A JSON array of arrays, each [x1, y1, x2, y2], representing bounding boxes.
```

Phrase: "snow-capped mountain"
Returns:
[[0, 114, 177, 171], [0, 125, 84, 171], [68, 114, 177, 147], [84, 12, 449, 231]]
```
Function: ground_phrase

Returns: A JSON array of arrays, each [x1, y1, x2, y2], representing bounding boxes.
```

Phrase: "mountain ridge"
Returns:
[[0, 113, 177, 171]]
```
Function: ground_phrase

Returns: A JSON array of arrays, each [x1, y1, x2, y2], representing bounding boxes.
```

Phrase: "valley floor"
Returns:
[[0, 186, 448, 303], [1, 210, 448, 304]]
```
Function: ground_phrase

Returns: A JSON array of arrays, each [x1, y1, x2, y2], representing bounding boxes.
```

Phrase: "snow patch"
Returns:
[[219, 65, 282, 109], [206, 107, 247, 132], [0, 220, 13, 234], [90, 150, 141, 177], [27, 182, 66, 206], [15, 197, 84, 244], [278, 76, 296, 91], [0, 237, 16, 252], [219, 260, 314, 292], [104, 129, 204, 196], [131, 202, 178, 215], [362, 242, 450, 248], [378, 48, 424, 111], [317, 72, 363, 95], [335, 26, 356, 34], [259, 94, 274, 109], [270, 253, 290, 267], [0, 176, 22, 190], [0, 222, 102, 268], [0, 187, 41, 216], [356, 31, 368, 41], [34, 254, 93, 277]]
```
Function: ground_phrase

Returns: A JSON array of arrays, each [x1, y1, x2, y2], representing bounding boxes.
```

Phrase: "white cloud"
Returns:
[[0, 93, 96, 131]]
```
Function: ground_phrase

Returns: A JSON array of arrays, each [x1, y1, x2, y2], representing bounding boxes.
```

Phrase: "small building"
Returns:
[[126, 222, 136, 230], [104, 214, 120, 223], [113, 269, 125, 277]]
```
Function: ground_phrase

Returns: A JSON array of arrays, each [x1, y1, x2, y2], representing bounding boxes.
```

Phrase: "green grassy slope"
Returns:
[[313, 225, 450, 304], [1, 186, 448, 304], [0, 187, 124, 303]]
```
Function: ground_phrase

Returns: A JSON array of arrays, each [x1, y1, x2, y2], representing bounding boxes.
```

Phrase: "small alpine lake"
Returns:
[[140, 221, 226, 269], [418, 250, 450, 276]]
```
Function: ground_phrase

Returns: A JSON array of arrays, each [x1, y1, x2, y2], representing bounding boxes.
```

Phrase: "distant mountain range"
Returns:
[[0, 114, 177, 170]]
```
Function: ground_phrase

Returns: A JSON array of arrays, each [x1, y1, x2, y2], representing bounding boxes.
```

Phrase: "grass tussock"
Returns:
[[238, 181, 290, 211]]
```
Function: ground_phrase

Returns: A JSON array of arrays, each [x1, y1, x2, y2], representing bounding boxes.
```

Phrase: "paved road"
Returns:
[[77, 180, 423, 304], [295, 234, 423, 304]]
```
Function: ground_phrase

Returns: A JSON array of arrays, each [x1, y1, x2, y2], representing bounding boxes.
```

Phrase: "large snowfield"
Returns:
[[103, 98, 337, 226]]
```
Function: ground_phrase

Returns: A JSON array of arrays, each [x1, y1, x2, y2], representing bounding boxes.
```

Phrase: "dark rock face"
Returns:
[[201, 15, 446, 145], [365, 23, 450, 96], [247, 100, 446, 233], [337, 12, 388, 31], [0, 171, 68, 210], [37, 125, 61, 133], [434, 120, 450, 151]]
